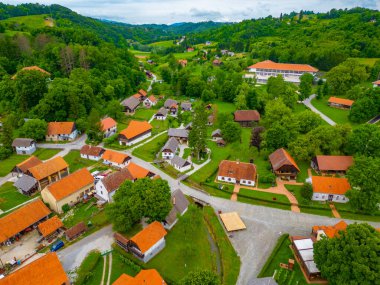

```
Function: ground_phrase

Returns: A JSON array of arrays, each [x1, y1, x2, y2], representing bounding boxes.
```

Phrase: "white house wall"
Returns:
[[312, 192, 349, 203]]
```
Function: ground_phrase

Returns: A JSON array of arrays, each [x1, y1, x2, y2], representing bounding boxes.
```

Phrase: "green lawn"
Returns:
[[63, 150, 98, 172], [131, 108, 155, 121], [213, 101, 236, 115], [34, 148, 61, 160], [132, 134, 168, 161], [110, 250, 139, 283], [173, 51, 198, 59], [258, 234, 311, 285], [296, 160, 311, 183], [1, 14, 52, 29], [150, 119, 170, 134], [350, 57, 380, 67], [149, 40, 176, 48], [147, 205, 217, 281], [311, 97, 352, 125], [0, 182, 32, 211], [75, 250, 103, 285], [0, 154, 29, 177], [237, 188, 291, 211]]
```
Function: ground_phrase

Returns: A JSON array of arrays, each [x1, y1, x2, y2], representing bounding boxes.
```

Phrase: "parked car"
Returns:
[[50, 239, 64, 252]]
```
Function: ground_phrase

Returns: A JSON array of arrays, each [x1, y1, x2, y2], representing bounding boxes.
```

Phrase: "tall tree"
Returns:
[[299, 73, 314, 100], [314, 223, 380, 285], [87, 109, 102, 142], [189, 103, 208, 160], [346, 124, 380, 157], [251, 126, 265, 152], [222, 121, 242, 143], [1, 117, 13, 149], [19, 119, 47, 141]]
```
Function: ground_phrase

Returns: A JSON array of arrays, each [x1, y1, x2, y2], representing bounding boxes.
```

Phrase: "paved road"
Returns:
[[58, 225, 113, 274], [303, 94, 336, 126], [37, 134, 87, 151]]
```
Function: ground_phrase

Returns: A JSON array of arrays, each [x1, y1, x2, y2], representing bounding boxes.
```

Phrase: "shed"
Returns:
[[14, 175, 38, 195], [219, 212, 246, 232], [65, 222, 87, 241]]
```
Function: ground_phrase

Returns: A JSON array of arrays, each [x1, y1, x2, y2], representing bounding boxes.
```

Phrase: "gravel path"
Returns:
[[303, 94, 336, 126]]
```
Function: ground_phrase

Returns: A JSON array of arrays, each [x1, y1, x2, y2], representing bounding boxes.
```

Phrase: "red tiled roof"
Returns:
[[16, 156, 42, 173], [0, 199, 51, 243], [138, 89, 147, 97], [101, 168, 133, 193], [119, 120, 152, 140], [328, 97, 354, 107], [218, 160, 256, 181], [47, 122, 75, 136], [28, 156, 68, 180], [312, 176, 351, 195], [101, 117, 117, 131], [234, 110, 260, 122], [0, 253, 68, 285], [126, 162, 150, 179], [248, 60, 318, 72], [38, 216, 64, 237], [372, 80, 380, 85], [102, 150, 130, 165], [113, 270, 166, 285], [312, 220, 348, 238], [315, 155, 353, 172], [148, 95, 157, 103], [80, 145, 104, 157], [131, 221, 167, 254], [269, 148, 300, 172]]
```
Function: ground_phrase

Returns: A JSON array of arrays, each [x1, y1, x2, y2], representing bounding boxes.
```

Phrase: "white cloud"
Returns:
[[3, 0, 379, 24]]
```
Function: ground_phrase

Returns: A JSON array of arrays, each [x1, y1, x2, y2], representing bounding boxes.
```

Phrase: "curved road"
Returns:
[[303, 94, 336, 126]]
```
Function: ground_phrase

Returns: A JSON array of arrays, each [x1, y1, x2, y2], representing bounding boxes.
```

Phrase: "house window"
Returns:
[[322, 195, 325, 199], [343, 197, 346, 201], [248, 181, 251, 184], [228, 178, 231, 182]]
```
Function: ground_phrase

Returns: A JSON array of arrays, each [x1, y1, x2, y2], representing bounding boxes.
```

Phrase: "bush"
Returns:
[[62, 204, 70, 213], [0, 147, 12, 160], [259, 173, 276, 184], [75, 250, 101, 285], [301, 183, 313, 200], [103, 133, 118, 145]]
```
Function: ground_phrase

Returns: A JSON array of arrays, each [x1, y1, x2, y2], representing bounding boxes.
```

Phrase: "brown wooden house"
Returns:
[[234, 110, 260, 127], [269, 148, 300, 180]]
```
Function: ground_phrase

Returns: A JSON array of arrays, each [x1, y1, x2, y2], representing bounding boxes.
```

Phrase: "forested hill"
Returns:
[[0, 3, 227, 44], [189, 8, 380, 71]]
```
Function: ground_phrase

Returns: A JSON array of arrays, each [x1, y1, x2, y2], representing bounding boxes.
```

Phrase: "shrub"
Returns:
[[62, 204, 70, 213], [259, 173, 276, 184], [0, 147, 12, 160], [301, 183, 313, 200]]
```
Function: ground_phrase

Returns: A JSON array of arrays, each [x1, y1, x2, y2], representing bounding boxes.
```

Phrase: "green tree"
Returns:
[[234, 92, 247, 110], [346, 124, 380, 157], [295, 110, 323, 134], [19, 119, 47, 141], [299, 73, 313, 100], [186, 77, 205, 98], [189, 103, 208, 160], [314, 223, 380, 285], [180, 270, 220, 285], [201, 89, 216, 102], [160, 66, 172, 83], [246, 88, 259, 110], [87, 109, 102, 142], [346, 157, 380, 214], [263, 123, 290, 150], [300, 183, 313, 200], [222, 121, 242, 143], [1, 117, 13, 149], [106, 100, 125, 121], [251, 126, 265, 152], [349, 97, 378, 123]]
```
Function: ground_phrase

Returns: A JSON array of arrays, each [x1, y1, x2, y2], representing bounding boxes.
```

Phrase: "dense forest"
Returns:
[[189, 8, 380, 70]]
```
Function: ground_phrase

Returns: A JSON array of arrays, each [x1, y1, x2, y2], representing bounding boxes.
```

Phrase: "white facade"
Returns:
[[60, 130, 78, 141], [80, 153, 102, 161], [217, 175, 255, 186], [154, 114, 166, 121], [312, 192, 349, 203], [246, 68, 316, 84], [144, 98, 156, 107], [104, 126, 117, 138], [119, 132, 151, 146], [15, 144, 36, 155], [162, 151, 175, 160], [103, 159, 130, 169], [95, 180, 116, 202], [134, 238, 166, 263], [172, 163, 191, 173]]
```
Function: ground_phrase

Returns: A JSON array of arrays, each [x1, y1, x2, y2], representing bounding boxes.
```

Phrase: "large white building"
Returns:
[[245, 60, 318, 84]]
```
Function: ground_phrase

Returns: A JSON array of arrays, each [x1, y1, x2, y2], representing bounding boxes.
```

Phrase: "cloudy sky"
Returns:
[[5, 0, 380, 24]]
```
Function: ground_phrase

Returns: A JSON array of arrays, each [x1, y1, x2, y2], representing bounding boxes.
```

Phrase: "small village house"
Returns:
[[80, 145, 105, 161], [207, 114, 214, 126], [0, 199, 51, 245], [118, 120, 152, 146], [217, 160, 257, 186], [213, 59, 222, 66], [181, 102, 192, 111], [169, 155, 191, 172], [311, 220, 347, 241], [121, 96, 140, 113], [65, 222, 87, 241], [164, 99, 178, 116], [373, 80, 380, 87], [113, 269, 166, 285], [102, 150, 131, 168], [127, 162, 156, 180], [101, 117, 117, 138], [211, 129, 222, 141], [12, 138, 36, 155], [234, 110, 260, 127], [129, 221, 167, 263], [133, 89, 147, 102], [0, 252, 69, 285], [161, 137, 179, 159], [12, 156, 42, 176], [246, 60, 318, 84], [163, 189, 189, 230], [187, 47, 194, 52], [37, 216, 64, 240], [41, 168, 95, 213], [311, 155, 353, 175], [14, 175, 38, 196], [27, 156, 69, 190], [46, 122, 77, 141], [216, 139, 226, 147], [178, 59, 187, 67], [154, 107, 168, 120], [328, 97, 354, 109], [96, 168, 133, 202], [168, 128, 189, 144], [144, 95, 157, 107], [291, 237, 321, 280], [269, 148, 300, 180], [311, 176, 350, 203]]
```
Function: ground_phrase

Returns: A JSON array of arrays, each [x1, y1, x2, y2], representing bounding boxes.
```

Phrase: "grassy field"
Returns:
[[311, 97, 352, 125], [213, 101, 236, 115], [0, 154, 29, 176], [63, 150, 98, 172], [1, 14, 53, 29], [237, 188, 291, 211], [258, 234, 311, 285], [110, 250, 139, 283], [130, 108, 156, 121], [75, 250, 103, 285], [296, 160, 311, 183], [132, 134, 168, 161], [0, 182, 32, 211], [350, 57, 380, 67], [33, 148, 61, 160], [149, 40, 176, 48], [148, 205, 217, 281], [173, 51, 198, 59]]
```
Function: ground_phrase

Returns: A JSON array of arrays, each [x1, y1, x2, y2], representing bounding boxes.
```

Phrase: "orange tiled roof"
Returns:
[[119, 120, 152, 140], [0, 199, 51, 243], [47, 122, 75, 136], [28, 156, 68, 181], [148, 95, 157, 103], [46, 168, 94, 201], [328, 97, 354, 107], [131, 221, 167, 254], [218, 160, 256, 181], [269, 148, 300, 172], [0, 252, 68, 285], [248, 60, 318, 72], [126, 162, 150, 179], [138, 89, 147, 96], [312, 176, 351, 195], [102, 150, 130, 164], [312, 220, 348, 238], [372, 80, 380, 85], [16, 156, 42, 173], [315, 155, 353, 172], [80, 145, 104, 157], [37, 216, 64, 237], [113, 269, 166, 285], [101, 117, 117, 131]]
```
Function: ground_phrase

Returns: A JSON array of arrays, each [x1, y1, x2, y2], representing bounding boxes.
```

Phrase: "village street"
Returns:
[[303, 94, 337, 126]]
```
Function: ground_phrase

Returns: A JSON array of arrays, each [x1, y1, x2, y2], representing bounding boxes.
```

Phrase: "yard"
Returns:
[[311, 97, 352, 125], [0, 182, 32, 211], [110, 250, 139, 283], [130, 108, 156, 121], [63, 150, 98, 172], [0, 154, 29, 176], [237, 188, 291, 211], [258, 234, 312, 285], [132, 134, 168, 161], [33, 148, 61, 160]]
